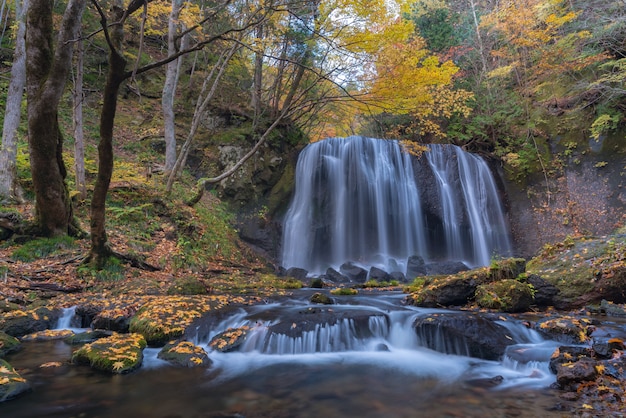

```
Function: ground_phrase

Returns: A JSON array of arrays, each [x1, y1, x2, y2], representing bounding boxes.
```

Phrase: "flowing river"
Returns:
[[0, 291, 595, 418]]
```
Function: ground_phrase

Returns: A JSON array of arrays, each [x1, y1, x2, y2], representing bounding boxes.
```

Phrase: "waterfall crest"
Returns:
[[281, 136, 511, 273]]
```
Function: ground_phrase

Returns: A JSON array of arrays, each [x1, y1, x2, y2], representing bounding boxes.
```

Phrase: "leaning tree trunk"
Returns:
[[25, 0, 85, 237], [0, 0, 27, 204]]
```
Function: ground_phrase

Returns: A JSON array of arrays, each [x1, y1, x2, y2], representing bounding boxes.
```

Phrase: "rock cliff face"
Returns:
[[501, 133, 625, 258]]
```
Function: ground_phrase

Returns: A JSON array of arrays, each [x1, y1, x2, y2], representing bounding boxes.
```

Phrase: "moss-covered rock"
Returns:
[[166, 276, 209, 296], [0, 332, 20, 357], [129, 295, 236, 346], [71, 333, 146, 374], [405, 268, 487, 307], [475, 279, 534, 312], [310, 292, 333, 304], [0, 307, 60, 338], [158, 340, 211, 367], [527, 234, 626, 308], [488, 258, 527, 281], [0, 359, 30, 402]]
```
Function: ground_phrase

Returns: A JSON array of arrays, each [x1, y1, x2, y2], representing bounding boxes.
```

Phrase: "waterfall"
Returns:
[[281, 136, 512, 273]]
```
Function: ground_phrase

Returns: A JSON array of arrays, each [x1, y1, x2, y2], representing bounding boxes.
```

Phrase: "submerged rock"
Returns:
[[0, 359, 30, 402], [71, 333, 146, 374], [413, 313, 514, 360]]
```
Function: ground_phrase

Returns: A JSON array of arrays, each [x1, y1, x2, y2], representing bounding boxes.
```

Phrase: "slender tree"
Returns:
[[0, 0, 28, 204]]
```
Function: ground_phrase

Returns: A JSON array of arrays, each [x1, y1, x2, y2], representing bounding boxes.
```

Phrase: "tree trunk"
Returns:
[[25, 0, 85, 237], [73, 32, 87, 200], [88, 1, 126, 266], [0, 0, 27, 204], [162, 0, 183, 174]]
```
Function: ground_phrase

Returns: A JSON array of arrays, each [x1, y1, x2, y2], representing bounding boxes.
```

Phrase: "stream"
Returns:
[[1, 291, 615, 417]]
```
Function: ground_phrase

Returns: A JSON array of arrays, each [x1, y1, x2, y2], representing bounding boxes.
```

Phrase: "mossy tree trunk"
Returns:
[[25, 0, 85, 236]]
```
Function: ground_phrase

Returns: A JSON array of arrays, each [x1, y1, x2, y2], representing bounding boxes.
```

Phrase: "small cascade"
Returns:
[[281, 136, 512, 274], [55, 306, 78, 330]]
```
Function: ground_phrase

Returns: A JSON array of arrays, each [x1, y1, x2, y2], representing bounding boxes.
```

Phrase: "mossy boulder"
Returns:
[[310, 292, 333, 304], [166, 276, 209, 296], [405, 268, 487, 307], [0, 332, 20, 357], [71, 333, 146, 374], [0, 359, 30, 402], [527, 234, 626, 308], [0, 307, 60, 338], [158, 340, 212, 367], [129, 296, 234, 346], [488, 258, 527, 281], [475, 280, 534, 312]]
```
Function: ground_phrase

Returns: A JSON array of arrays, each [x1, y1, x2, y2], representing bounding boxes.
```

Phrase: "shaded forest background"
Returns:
[[0, 0, 625, 271]]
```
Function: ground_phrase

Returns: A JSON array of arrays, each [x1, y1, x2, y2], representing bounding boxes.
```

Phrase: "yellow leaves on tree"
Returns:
[[367, 36, 472, 139]]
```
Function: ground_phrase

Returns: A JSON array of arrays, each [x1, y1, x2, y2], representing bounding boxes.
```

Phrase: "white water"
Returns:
[[281, 137, 512, 274], [197, 294, 555, 391]]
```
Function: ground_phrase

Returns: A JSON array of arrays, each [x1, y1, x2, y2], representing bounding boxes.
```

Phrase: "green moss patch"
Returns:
[[0, 332, 20, 357], [476, 279, 534, 312]]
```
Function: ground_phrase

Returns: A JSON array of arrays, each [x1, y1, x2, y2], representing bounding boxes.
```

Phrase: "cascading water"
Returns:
[[281, 136, 512, 273]]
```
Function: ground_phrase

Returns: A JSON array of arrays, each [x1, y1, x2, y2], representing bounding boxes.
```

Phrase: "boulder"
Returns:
[[534, 317, 593, 344], [158, 340, 211, 367], [20, 329, 74, 342], [406, 255, 427, 279], [310, 292, 334, 305], [423, 261, 470, 276], [368, 267, 391, 282], [488, 258, 527, 281], [129, 296, 221, 346], [414, 313, 514, 360], [71, 333, 146, 374], [285, 267, 308, 281], [64, 330, 115, 345], [389, 271, 407, 283], [209, 326, 252, 352], [0, 359, 30, 402], [526, 274, 559, 306], [0, 307, 60, 338], [325, 268, 349, 284], [339, 262, 368, 283], [405, 274, 478, 307], [475, 279, 534, 312]]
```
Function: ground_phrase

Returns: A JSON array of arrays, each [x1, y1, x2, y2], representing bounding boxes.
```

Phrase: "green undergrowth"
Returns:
[[10, 236, 77, 262]]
